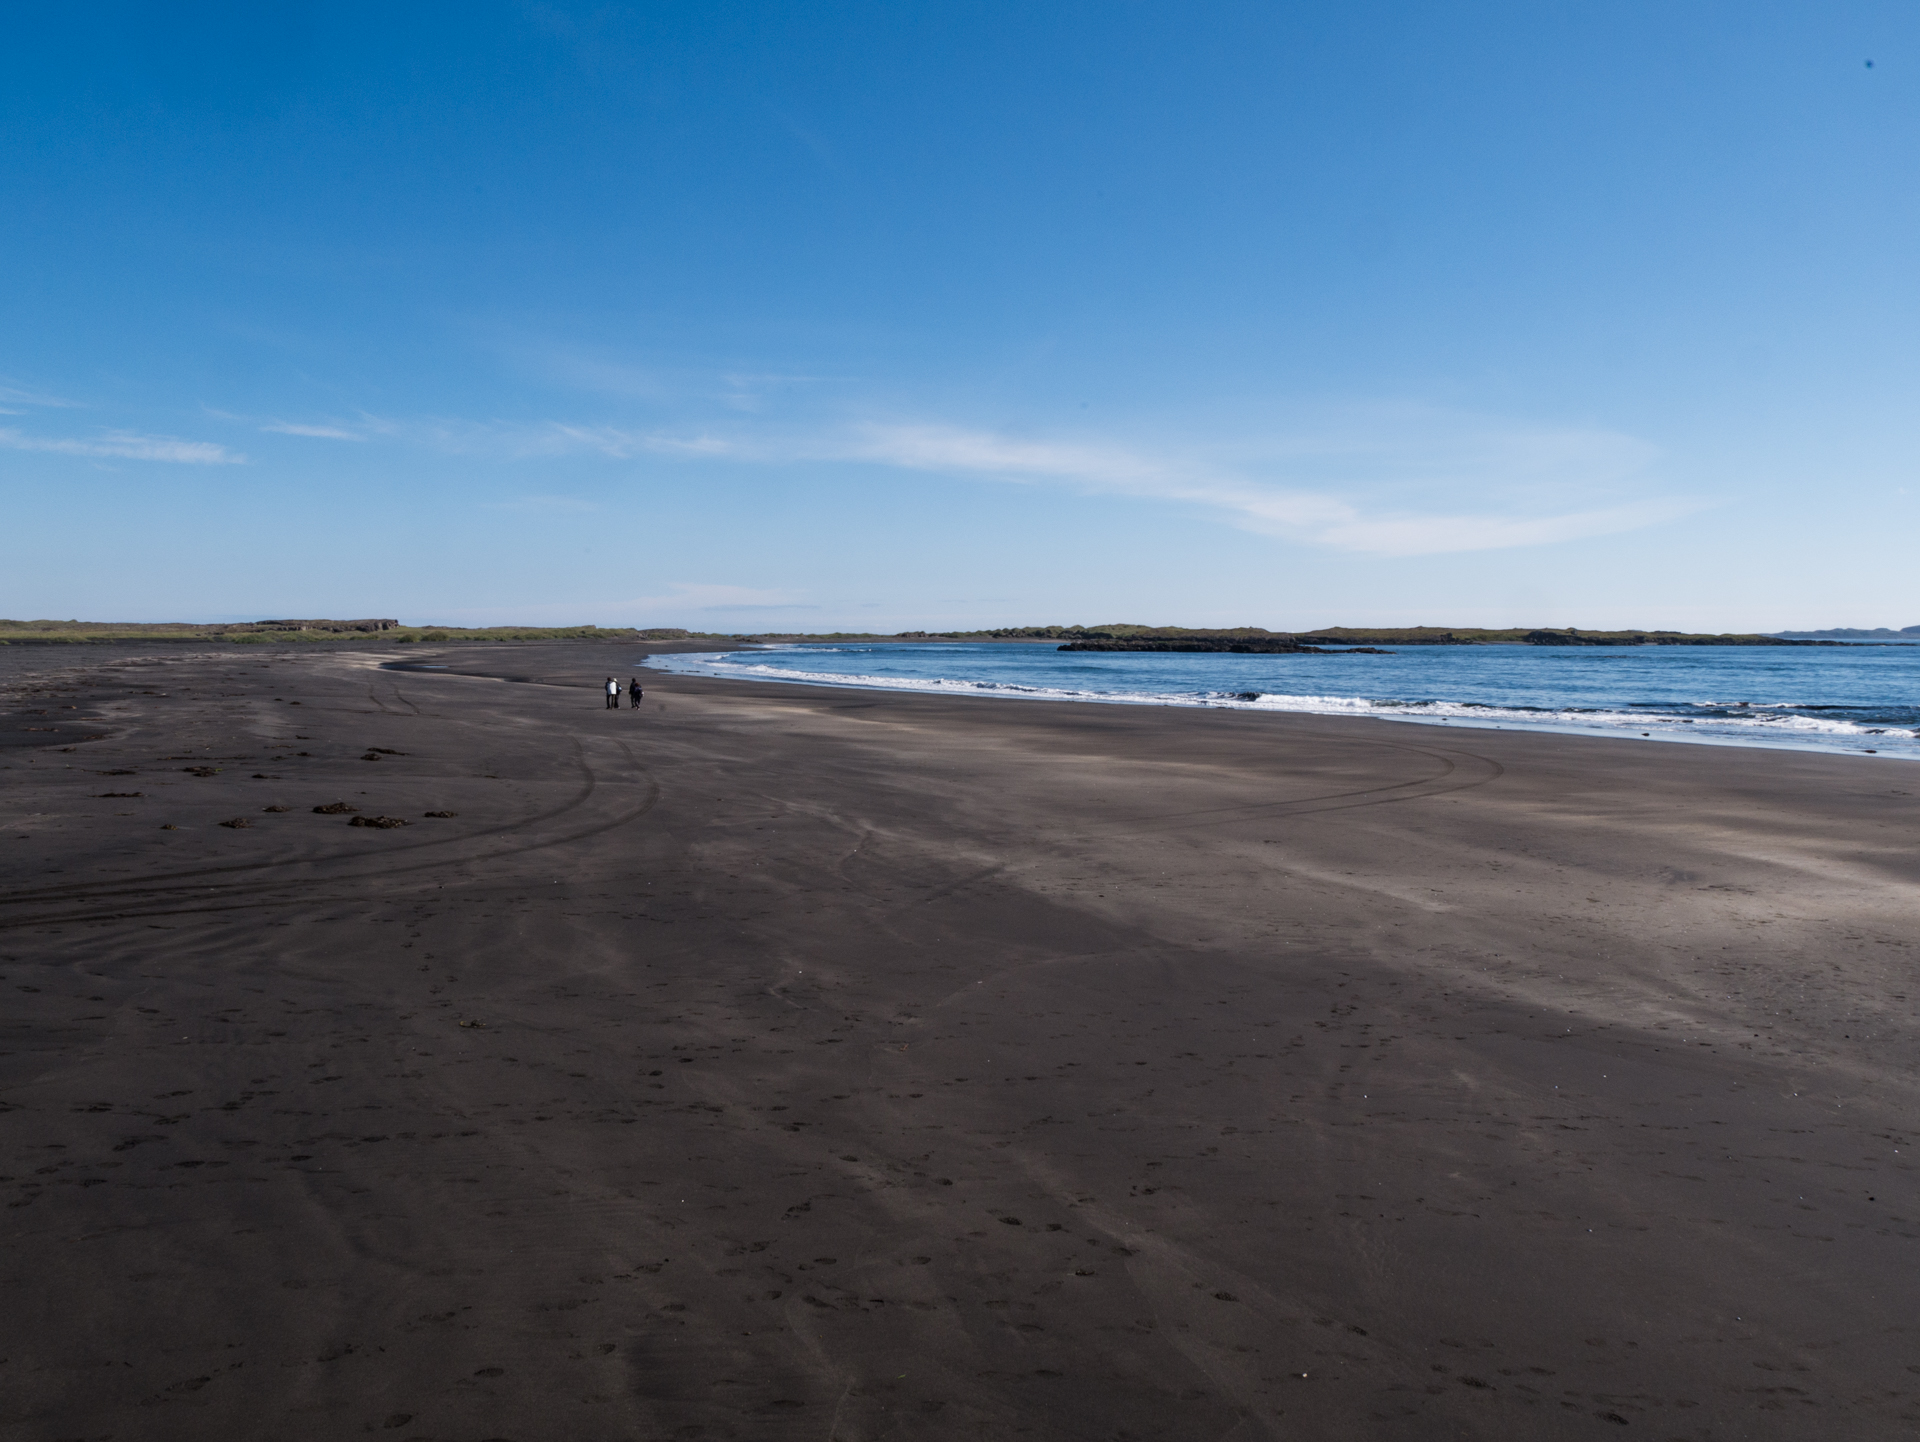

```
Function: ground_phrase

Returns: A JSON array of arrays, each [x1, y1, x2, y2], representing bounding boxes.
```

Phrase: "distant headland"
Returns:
[[1772, 626, 1920, 640]]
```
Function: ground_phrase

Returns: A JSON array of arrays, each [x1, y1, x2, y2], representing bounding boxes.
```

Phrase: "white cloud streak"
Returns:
[[481, 494, 600, 513], [838, 421, 1697, 556], [0, 383, 82, 409], [424, 582, 808, 627], [299, 398, 1699, 558], [261, 421, 363, 440], [385, 418, 735, 461], [0, 428, 243, 464]]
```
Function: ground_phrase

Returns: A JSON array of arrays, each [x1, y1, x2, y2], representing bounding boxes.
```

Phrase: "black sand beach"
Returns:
[[2, 640, 1917, 1440]]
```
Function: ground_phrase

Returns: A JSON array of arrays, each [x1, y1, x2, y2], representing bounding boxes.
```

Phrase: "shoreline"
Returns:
[[4, 641, 1917, 1438], [645, 645, 1920, 763]]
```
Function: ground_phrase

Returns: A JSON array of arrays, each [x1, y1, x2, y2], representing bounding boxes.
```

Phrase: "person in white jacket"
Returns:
[[605, 677, 620, 709]]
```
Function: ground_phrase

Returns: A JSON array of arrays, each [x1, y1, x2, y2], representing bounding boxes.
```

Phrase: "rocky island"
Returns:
[[1058, 637, 1393, 653]]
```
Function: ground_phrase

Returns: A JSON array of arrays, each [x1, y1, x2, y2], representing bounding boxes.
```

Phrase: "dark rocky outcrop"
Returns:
[[1058, 639, 1392, 654]]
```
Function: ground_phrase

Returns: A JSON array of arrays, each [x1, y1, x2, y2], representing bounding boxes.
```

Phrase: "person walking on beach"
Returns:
[[605, 677, 620, 709], [628, 677, 643, 709]]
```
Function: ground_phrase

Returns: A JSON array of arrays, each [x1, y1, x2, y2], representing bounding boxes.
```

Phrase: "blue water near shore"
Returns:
[[646, 641, 1920, 759]]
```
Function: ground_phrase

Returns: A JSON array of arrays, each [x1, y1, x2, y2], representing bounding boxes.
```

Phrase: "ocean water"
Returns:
[[645, 641, 1920, 760]]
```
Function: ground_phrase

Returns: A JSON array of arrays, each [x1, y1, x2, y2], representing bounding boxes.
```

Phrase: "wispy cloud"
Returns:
[[535, 425, 736, 459], [378, 407, 1694, 555], [260, 420, 362, 440], [401, 418, 739, 461], [481, 494, 600, 513], [1309, 500, 1699, 554], [0, 428, 243, 464], [0, 382, 83, 409], [223, 367, 1695, 557], [424, 582, 810, 627], [836, 418, 1696, 556], [493, 336, 833, 412]]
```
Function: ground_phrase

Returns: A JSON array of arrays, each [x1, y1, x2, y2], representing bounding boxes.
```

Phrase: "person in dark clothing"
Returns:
[[604, 677, 620, 709], [628, 678, 643, 709]]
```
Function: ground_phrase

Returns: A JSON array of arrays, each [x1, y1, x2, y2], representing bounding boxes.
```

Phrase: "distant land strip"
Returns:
[[3, 620, 1914, 647], [0, 620, 705, 645]]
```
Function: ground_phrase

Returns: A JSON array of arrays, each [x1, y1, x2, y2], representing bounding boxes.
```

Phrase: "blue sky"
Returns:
[[3, 2, 1916, 631]]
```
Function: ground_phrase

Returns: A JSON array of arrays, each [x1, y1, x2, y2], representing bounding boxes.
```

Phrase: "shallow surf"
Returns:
[[646, 641, 1920, 759]]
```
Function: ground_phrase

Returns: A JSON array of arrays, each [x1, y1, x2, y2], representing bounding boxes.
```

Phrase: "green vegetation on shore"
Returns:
[[0, 619, 718, 645]]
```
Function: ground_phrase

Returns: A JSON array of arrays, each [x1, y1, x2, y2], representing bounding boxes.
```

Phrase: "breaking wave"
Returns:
[[645, 643, 1920, 759]]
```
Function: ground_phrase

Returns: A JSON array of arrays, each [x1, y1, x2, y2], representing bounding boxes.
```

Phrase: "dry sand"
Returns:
[[1, 640, 1917, 1440]]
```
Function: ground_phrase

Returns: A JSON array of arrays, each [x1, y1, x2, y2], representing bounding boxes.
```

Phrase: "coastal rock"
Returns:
[[217, 817, 252, 829], [348, 815, 409, 829], [1060, 639, 1324, 653], [1058, 639, 1392, 654], [312, 802, 358, 814]]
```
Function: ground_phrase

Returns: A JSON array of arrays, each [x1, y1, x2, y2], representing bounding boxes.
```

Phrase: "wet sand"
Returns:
[[2, 640, 1917, 1440]]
